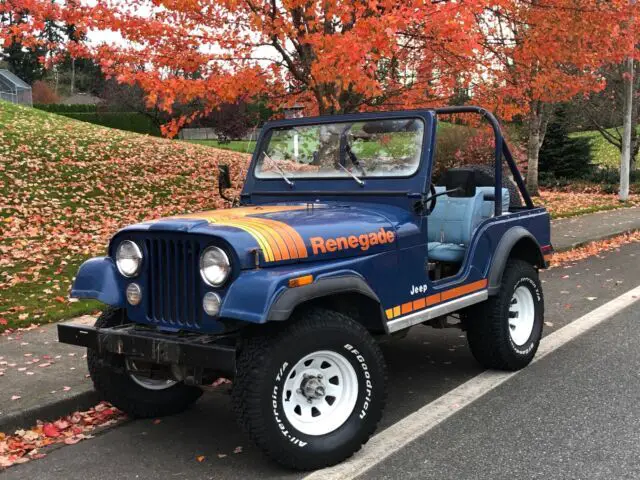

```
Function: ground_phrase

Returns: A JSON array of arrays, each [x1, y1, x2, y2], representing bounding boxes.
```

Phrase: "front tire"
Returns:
[[87, 308, 202, 418], [233, 308, 387, 470], [465, 260, 544, 370]]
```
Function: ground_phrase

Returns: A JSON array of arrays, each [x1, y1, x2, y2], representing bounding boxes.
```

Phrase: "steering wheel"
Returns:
[[425, 183, 437, 215]]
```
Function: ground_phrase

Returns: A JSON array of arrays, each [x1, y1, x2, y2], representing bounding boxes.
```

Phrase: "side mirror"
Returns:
[[218, 164, 233, 202]]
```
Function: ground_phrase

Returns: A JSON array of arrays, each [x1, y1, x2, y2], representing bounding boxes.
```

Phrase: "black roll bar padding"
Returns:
[[433, 106, 532, 214]]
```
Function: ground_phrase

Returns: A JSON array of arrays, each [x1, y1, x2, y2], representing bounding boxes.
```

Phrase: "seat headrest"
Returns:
[[444, 168, 477, 198]]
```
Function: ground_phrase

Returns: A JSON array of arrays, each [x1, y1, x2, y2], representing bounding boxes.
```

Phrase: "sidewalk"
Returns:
[[551, 206, 640, 252], [1, 206, 638, 434], [0, 316, 99, 433]]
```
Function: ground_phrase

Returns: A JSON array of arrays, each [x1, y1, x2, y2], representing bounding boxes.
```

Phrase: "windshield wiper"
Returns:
[[263, 151, 294, 187], [336, 162, 365, 187]]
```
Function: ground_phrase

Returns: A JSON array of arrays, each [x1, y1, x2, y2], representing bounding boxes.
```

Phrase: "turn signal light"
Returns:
[[288, 275, 313, 288]]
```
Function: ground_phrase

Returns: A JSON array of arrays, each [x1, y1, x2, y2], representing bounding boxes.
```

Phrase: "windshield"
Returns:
[[255, 118, 425, 180]]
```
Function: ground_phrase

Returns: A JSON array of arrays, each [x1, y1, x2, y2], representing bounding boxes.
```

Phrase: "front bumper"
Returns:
[[58, 323, 236, 377]]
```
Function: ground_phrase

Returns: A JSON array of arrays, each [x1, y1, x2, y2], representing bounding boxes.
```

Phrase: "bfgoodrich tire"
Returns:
[[465, 260, 544, 370], [87, 308, 202, 418], [232, 308, 387, 470]]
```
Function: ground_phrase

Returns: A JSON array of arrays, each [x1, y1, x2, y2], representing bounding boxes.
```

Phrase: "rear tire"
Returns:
[[232, 308, 387, 470], [465, 260, 543, 370], [87, 308, 202, 418]]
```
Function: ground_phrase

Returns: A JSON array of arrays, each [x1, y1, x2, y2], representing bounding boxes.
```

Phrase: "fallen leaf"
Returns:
[[42, 423, 61, 438]]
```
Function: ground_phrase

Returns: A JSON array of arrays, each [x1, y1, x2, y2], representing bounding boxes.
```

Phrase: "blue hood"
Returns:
[[117, 203, 417, 268]]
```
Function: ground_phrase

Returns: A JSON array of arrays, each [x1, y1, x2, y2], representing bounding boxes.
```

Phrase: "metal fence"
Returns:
[[0, 70, 33, 107]]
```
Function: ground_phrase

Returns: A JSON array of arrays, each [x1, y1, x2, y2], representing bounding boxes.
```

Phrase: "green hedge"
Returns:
[[34, 104, 98, 113], [61, 112, 161, 136]]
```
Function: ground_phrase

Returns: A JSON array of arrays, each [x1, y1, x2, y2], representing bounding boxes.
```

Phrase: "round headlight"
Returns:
[[203, 292, 222, 316], [199, 246, 231, 286], [116, 240, 143, 277]]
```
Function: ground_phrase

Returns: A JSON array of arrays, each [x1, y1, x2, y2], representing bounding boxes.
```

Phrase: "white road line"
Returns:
[[304, 284, 640, 480]]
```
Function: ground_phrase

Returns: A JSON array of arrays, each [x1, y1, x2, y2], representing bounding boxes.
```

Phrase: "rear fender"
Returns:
[[488, 227, 545, 296], [70, 257, 124, 306]]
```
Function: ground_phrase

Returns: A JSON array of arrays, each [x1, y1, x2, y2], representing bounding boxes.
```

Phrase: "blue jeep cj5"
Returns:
[[59, 106, 553, 470]]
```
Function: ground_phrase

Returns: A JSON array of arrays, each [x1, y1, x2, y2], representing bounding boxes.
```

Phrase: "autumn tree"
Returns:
[[475, 0, 632, 195], [3, 0, 498, 135]]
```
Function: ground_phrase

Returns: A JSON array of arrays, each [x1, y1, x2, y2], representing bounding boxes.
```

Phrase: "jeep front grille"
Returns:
[[144, 238, 202, 328]]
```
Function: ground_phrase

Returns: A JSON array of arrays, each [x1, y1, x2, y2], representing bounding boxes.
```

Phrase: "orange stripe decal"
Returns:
[[386, 280, 488, 322], [441, 279, 488, 302], [412, 297, 426, 310]]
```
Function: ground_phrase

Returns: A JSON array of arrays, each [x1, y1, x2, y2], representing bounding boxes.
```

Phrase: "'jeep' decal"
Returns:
[[310, 228, 395, 255]]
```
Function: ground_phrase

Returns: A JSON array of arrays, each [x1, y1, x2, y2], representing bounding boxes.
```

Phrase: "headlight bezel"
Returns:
[[199, 246, 231, 287], [115, 240, 143, 278]]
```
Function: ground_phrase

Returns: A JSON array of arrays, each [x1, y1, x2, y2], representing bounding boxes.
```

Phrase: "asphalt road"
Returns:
[[2, 241, 639, 480]]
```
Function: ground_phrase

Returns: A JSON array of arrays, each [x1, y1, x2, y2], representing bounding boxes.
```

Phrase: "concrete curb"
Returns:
[[0, 390, 101, 434], [554, 228, 640, 253]]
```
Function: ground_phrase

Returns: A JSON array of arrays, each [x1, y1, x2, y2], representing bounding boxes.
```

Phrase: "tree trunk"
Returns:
[[70, 58, 75, 96], [526, 101, 552, 196], [620, 56, 634, 202]]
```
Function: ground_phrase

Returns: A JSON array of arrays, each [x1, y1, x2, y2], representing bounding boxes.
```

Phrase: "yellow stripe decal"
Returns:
[[173, 205, 310, 263]]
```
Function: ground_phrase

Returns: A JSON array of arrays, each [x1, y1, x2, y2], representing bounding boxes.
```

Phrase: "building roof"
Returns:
[[0, 69, 31, 89], [61, 93, 102, 105]]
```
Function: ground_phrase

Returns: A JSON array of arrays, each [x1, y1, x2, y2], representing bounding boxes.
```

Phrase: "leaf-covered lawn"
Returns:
[[0, 101, 249, 332], [536, 190, 640, 219]]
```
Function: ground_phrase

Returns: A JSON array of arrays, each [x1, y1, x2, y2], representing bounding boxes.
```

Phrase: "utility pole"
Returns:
[[621, 0, 637, 202], [620, 56, 633, 202]]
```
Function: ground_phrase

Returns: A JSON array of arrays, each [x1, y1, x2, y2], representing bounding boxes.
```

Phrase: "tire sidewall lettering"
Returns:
[[508, 276, 542, 355]]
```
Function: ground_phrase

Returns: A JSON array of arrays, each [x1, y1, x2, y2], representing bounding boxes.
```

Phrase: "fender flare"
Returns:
[[487, 227, 545, 296], [267, 275, 385, 329], [70, 257, 125, 306]]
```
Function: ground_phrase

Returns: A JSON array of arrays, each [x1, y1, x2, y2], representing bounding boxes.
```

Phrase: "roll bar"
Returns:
[[433, 106, 534, 213]]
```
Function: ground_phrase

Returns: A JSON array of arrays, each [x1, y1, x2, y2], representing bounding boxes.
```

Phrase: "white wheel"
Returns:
[[126, 358, 178, 391], [508, 285, 535, 346], [282, 350, 359, 436]]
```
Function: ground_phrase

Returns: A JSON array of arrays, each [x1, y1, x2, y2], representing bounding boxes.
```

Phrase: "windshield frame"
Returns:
[[252, 114, 427, 183]]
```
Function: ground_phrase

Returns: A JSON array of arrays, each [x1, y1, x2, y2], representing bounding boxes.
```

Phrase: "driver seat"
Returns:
[[427, 187, 485, 263]]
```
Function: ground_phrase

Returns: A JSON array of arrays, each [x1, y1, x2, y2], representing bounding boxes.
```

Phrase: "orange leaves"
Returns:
[[0, 103, 250, 330], [549, 231, 640, 267], [537, 190, 640, 219], [0, 401, 124, 469]]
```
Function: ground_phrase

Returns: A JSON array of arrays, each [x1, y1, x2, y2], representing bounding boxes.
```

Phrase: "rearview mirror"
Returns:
[[218, 164, 233, 202], [218, 164, 231, 190]]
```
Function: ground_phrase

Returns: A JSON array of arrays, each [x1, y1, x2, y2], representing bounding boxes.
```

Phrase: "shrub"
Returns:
[[31, 81, 59, 104], [61, 112, 161, 136], [34, 104, 98, 113]]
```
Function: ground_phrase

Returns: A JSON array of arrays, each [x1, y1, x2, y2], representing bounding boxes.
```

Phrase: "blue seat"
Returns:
[[427, 187, 509, 263]]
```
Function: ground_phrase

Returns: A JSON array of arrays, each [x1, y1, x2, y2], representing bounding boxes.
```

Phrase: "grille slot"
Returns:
[[144, 238, 200, 328]]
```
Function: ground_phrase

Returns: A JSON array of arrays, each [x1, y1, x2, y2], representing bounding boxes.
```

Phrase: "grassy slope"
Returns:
[[0, 101, 249, 331]]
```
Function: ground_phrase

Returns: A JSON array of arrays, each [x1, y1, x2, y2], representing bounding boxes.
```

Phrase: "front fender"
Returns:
[[220, 266, 380, 325], [70, 257, 124, 307]]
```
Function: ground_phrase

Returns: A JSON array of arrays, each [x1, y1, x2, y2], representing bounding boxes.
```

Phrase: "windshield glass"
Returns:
[[255, 118, 425, 180]]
